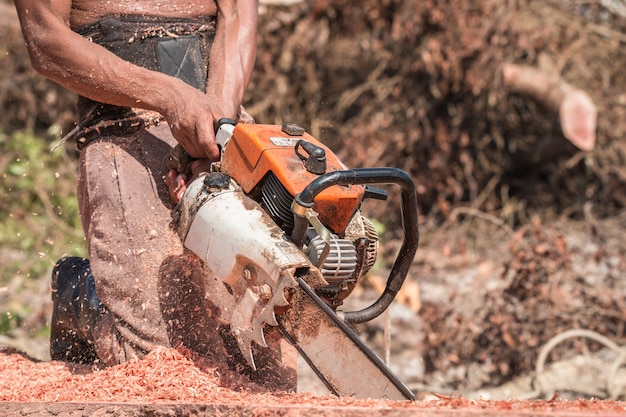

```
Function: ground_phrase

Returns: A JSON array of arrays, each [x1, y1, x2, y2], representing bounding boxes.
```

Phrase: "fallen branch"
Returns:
[[502, 63, 597, 151]]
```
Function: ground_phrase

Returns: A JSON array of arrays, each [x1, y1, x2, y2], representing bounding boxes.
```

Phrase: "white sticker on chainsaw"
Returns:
[[269, 137, 300, 147]]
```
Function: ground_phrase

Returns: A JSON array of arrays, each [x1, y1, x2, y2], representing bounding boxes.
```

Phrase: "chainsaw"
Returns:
[[172, 120, 419, 400]]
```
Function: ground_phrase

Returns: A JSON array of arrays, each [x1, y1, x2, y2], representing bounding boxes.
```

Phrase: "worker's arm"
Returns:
[[205, 0, 259, 120], [165, 0, 259, 203], [13, 0, 225, 159]]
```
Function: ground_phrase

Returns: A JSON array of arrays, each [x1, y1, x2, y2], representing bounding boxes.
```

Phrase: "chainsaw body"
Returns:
[[222, 123, 364, 234], [173, 122, 419, 400]]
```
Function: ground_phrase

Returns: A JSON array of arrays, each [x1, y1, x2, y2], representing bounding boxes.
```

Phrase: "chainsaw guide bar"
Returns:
[[279, 276, 416, 400]]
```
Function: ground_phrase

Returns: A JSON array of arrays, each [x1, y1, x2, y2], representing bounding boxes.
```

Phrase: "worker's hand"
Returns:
[[165, 169, 187, 204], [164, 87, 225, 161], [165, 159, 213, 204]]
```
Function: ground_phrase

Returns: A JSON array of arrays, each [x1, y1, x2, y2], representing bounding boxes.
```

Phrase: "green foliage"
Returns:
[[0, 129, 85, 340], [0, 311, 20, 334]]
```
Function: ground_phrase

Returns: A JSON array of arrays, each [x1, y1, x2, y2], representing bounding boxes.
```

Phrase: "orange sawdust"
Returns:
[[0, 346, 265, 403], [1, 346, 626, 413]]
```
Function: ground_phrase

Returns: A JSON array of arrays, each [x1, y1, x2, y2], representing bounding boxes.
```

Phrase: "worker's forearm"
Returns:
[[15, 2, 191, 119], [206, 0, 258, 119], [44, 42, 189, 119]]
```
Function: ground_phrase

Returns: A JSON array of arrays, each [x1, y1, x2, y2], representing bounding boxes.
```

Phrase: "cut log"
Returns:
[[502, 63, 597, 151]]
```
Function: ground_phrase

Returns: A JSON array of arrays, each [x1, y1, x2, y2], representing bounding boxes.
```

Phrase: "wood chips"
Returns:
[[1, 346, 626, 414]]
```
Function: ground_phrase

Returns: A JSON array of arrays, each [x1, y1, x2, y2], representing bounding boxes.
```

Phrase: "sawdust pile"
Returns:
[[0, 345, 397, 406], [3, 345, 626, 414], [0, 346, 264, 403]]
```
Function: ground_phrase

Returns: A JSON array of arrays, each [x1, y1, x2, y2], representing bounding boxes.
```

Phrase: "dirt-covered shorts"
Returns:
[[76, 123, 225, 364]]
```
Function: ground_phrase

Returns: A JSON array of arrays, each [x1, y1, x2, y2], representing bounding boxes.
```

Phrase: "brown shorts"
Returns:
[[77, 122, 296, 389], [77, 123, 227, 365]]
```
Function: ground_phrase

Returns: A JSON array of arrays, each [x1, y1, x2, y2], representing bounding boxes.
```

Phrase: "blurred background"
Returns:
[[1, 0, 626, 399]]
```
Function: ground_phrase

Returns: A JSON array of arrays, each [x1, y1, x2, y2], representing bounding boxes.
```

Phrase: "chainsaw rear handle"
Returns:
[[292, 167, 420, 325]]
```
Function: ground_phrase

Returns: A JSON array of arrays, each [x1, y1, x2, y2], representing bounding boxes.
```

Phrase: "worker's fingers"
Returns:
[[194, 121, 221, 161], [164, 169, 178, 188], [189, 159, 213, 176], [165, 169, 188, 204], [171, 129, 206, 160], [164, 160, 212, 204], [169, 118, 221, 161], [164, 91, 224, 160]]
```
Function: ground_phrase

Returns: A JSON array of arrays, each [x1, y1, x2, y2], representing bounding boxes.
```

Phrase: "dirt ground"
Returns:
[[2, 0, 626, 413], [331, 210, 626, 401]]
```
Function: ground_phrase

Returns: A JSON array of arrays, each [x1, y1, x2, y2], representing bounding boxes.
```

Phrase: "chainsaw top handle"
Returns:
[[291, 167, 420, 325]]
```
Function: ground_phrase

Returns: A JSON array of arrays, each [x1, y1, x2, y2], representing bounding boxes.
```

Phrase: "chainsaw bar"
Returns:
[[278, 276, 416, 401]]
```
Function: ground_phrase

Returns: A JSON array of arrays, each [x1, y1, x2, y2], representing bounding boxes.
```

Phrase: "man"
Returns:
[[14, 0, 295, 389]]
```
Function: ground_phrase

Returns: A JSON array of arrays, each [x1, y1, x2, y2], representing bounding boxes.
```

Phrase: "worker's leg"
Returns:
[[71, 122, 225, 365], [50, 120, 296, 390]]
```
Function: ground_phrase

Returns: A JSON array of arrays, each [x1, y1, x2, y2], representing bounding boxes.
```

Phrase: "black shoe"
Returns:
[[50, 257, 103, 364]]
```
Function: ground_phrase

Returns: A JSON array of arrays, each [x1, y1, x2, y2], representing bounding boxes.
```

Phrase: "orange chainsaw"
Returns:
[[173, 120, 419, 400]]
